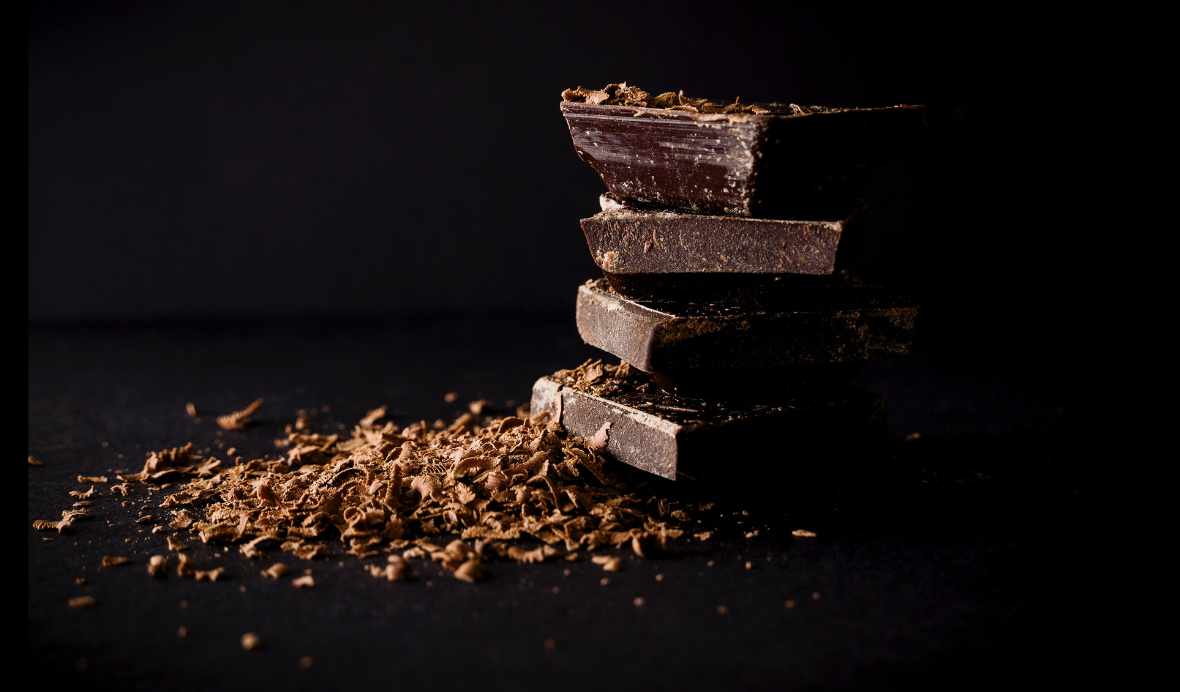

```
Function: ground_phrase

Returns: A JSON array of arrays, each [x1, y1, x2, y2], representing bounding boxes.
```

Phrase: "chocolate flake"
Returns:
[[148, 555, 168, 577], [240, 632, 263, 650], [217, 399, 264, 431], [792, 529, 817, 538], [292, 575, 315, 588], [77, 476, 108, 483], [68, 595, 96, 609], [262, 563, 290, 579], [195, 567, 225, 581], [28, 456, 44, 467], [102, 556, 133, 567]]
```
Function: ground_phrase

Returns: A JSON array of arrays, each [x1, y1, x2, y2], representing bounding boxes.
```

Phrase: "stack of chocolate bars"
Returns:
[[532, 84, 925, 484]]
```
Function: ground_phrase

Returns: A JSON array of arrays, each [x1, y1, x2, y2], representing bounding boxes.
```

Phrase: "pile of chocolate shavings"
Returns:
[[561, 82, 831, 116], [552, 358, 656, 399], [63, 405, 706, 582]]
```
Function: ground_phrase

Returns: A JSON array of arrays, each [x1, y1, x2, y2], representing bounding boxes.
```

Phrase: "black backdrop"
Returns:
[[29, 1, 1112, 386]]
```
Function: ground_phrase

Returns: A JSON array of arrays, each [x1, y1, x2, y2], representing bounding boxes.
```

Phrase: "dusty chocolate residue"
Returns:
[[561, 82, 834, 116]]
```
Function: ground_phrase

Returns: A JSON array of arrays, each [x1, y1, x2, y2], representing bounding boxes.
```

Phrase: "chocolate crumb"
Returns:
[[240, 632, 262, 650], [792, 529, 818, 538], [186, 403, 198, 417], [75, 577, 86, 585], [68, 595, 96, 609], [262, 563, 290, 579], [299, 656, 314, 670], [28, 456, 44, 467], [292, 575, 315, 588], [217, 399, 263, 431], [102, 556, 132, 567], [148, 555, 168, 577], [178, 626, 187, 639], [77, 476, 108, 483]]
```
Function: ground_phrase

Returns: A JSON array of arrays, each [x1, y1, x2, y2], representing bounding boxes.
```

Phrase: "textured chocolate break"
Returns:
[[532, 375, 885, 480], [583, 196, 866, 301], [560, 100, 925, 219], [575, 277, 917, 372]]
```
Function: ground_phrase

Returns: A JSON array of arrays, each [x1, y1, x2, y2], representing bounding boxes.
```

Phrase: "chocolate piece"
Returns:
[[575, 277, 916, 372], [583, 197, 866, 301], [561, 101, 925, 219], [531, 376, 885, 480]]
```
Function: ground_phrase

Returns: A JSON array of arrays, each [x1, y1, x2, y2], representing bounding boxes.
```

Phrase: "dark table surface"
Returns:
[[27, 314, 1128, 690]]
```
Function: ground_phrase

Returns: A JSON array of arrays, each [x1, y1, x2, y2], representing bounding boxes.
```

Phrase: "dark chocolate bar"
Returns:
[[561, 101, 925, 219], [531, 375, 885, 480], [583, 197, 866, 301], [575, 277, 916, 372]]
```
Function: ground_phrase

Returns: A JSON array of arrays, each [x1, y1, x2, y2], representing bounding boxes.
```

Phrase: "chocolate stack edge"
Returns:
[[531, 376, 885, 481], [582, 200, 867, 302]]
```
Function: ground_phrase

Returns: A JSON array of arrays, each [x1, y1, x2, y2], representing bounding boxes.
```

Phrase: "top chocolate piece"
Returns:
[[560, 86, 925, 219]]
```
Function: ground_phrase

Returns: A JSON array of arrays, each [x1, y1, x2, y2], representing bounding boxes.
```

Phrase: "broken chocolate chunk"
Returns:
[[583, 197, 866, 301], [531, 376, 884, 481], [561, 99, 925, 218], [575, 277, 916, 372]]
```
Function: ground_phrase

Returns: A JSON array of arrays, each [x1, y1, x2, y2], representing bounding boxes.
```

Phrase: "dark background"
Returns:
[[29, 0, 1115, 384], [30, 2, 1141, 689]]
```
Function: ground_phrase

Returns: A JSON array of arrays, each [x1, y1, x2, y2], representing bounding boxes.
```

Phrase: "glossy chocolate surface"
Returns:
[[583, 198, 866, 301], [561, 102, 925, 219]]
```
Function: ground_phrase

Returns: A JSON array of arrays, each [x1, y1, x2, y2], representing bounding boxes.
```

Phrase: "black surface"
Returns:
[[28, 316, 1130, 690], [26, 1, 1124, 399]]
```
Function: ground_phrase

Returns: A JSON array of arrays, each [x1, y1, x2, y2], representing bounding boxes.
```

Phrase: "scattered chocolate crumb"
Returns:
[[633, 597, 645, 607], [745, 561, 753, 570], [444, 392, 459, 403], [561, 82, 781, 115], [716, 605, 729, 615], [599, 578, 610, 586], [543, 638, 556, 651], [217, 399, 263, 431], [792, 529, 817, 538], [110, 484, 129, 496], [195, 567, 225, 581], [28, 456, 44, 467], [167, 536, 187, 551], [102, 556, 132, 567], [178, 626, 187, 639], [148, 555, 168, 577], [785, 600, 797, 609], [69, 486, 95, 499], [359, 406, 387, 427], [177, 553, 196, 577], [292, 575, 315, 588], [745, 530, 759, 539], [75, 577, 87, 586], [812, 592, 821, 600], [694, 532, 712, 541], [77, 476, 108, 483], [262, 563, 290, 579], [299, 656, 314, 670], [905, 432, 922, 441], [468, 399, 495, 415], [240, 632, 263, 650], [68, 595, 96, 609], [186, 403, 199, 417]]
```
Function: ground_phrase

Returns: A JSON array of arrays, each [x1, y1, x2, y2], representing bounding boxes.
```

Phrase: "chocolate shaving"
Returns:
[[28, 456, 44, 467], [102, 556, 132, 567], [77, 476, 108, 483], [148, 555, 168, 577], [195, 567, 225, 581], [561, 83, 780, 115], [68, 595, 96, 609], [82, 406, 715, 584], [217, 399, 263, 431], [292, 575, 315, 588]]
